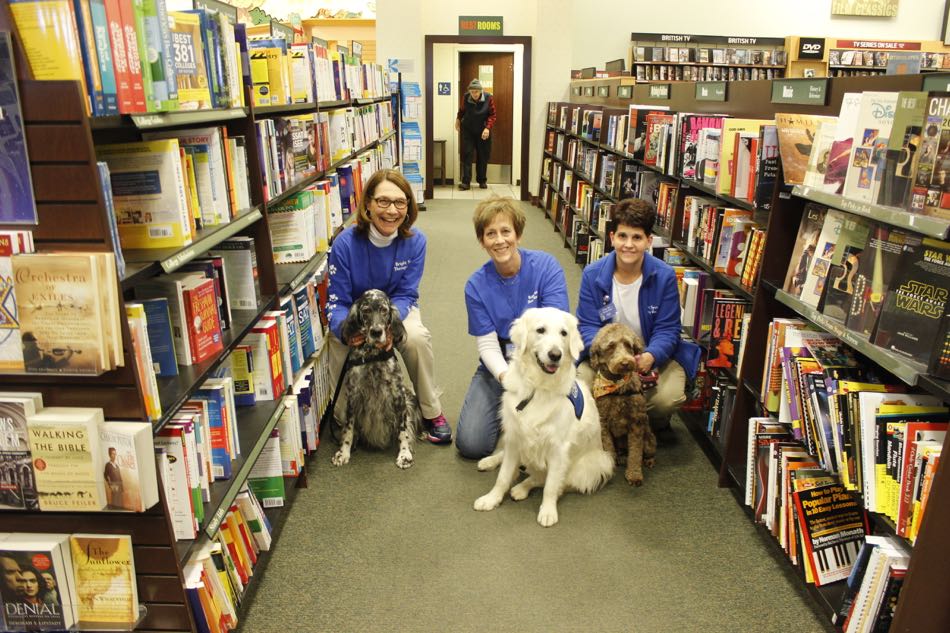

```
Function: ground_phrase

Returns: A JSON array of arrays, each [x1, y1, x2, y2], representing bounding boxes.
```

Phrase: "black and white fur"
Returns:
[[473, 307, 614, 526], [331, 289, 419, 469]]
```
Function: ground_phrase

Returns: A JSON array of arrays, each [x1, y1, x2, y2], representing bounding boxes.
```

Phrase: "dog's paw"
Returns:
[[396, 452, 414, 469], [624, 470, 644, 486], [477, 453, 502, 471], [643, 456, 656, 469], [537, 503, 559, 527], [473, 492, 503, 512], [616, 453, 627, 466], [509, 481, 532, 501], [331, 450, 350, 467]]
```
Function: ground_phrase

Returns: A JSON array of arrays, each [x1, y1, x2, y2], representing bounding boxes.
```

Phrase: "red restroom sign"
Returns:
[[459, 16, 504, 36]]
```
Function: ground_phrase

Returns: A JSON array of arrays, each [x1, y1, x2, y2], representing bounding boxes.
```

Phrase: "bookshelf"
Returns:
[[537, 73, 950, 633], [1, 70, 396, 632], [629, 32, 787, 83]]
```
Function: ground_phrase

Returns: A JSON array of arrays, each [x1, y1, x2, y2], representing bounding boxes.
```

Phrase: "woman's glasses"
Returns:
[[373, 197, 409, 210]]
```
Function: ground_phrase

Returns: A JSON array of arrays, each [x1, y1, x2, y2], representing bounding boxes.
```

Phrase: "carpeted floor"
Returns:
[[240, 198, 831, 633]]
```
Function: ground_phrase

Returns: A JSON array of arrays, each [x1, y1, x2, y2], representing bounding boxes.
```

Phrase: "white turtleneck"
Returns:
[[369, 224, 398, 247]]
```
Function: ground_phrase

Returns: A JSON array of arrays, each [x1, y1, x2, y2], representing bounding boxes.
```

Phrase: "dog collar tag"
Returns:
[[598, 303, 617, 322]]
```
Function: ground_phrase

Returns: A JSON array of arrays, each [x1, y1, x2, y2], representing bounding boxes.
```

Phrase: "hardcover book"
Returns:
[[872, 237, 950, 365], [706, 297, 749, 371], [99, 421, 159, 512], [69, 534, 139, 627], [0, 395, 41, 510], [141, 297, 179, 376], [1, 534, 77, 630]]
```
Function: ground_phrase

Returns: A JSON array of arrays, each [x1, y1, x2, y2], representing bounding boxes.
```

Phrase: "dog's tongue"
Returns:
[[542, 362, 559, 374]]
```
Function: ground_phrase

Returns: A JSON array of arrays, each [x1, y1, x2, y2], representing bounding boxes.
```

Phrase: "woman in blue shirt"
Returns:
[[456, 197, 570, 459], [327, 169, 452, 444], [576, 199, 701, 428]]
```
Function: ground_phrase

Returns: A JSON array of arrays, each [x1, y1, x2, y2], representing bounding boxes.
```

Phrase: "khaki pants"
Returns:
[[329, 307, 443, 421], [577, 359, 686, 418]]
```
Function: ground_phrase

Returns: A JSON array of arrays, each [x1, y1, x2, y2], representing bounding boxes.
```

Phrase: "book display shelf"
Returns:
[[785, 36, 950, 80], [629, 32, 787, 84], [0, 67, 395, 631], [536, 73, 950, 633]]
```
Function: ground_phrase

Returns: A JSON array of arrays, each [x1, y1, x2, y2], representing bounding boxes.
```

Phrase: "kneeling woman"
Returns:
[[455, 197, 570, 459], [326, 169, 452, 444]]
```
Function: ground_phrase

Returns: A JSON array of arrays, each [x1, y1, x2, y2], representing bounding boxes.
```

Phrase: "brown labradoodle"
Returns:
[[589, 323, 656, 486]]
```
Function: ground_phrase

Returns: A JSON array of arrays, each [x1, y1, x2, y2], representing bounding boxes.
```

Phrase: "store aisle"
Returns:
[[241, 199, 830, 633]]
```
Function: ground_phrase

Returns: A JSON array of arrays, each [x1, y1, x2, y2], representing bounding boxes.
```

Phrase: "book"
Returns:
[[843, 92, 899, 204], [0, 394, 42, 510], [27, 407, 107, 511], [877, 91, 927, 209], [69, 534, 139, 627], [247, 429, 284, 508], [799, 209, 848, 309], [845, 227, 917, 338], [12, 253, 114, 374], [208, 237, 261, 311], [169, 10, 213, 110], [872, 237, 950, 365], [783, 204, 828, 300], [0, 230, 33, 371], [775, 113, 837, 186], [822, 92, 863, 194], [821, 214, 873, 321], [913, 92, 950, 219], [141, 297, 179, 376], [1, 533, 78, 630], [125, 303, 161, 420], [181, 275, 224, 364], [0, 33, 38, 224], [706, 297, 748, 372], [792, 482, 869, 586], [99, 421, 158, 512]]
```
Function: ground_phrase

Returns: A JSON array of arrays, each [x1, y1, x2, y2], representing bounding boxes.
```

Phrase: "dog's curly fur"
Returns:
[[331, 289, 420, 469], [589, 323, 656, 486]]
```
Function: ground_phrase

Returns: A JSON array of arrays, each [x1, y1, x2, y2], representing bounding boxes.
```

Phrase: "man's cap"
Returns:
[[468, 78, 482, 91]]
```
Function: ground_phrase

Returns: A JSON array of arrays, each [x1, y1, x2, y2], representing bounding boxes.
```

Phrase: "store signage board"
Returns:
[[649, 83, 671, 100], [272, 21, 294, 41], [798, 37, 825, 60], [459, 16, 504, 36], [923, 73, 950, 92], [695, 81, 727, 101], [771, 78, 828, 105], [605, 58, 625, 73], [630, 32, 785, 46], [580, 67, 596, 79], [597, 86, 610, 97], [835, 39, 921, 50]]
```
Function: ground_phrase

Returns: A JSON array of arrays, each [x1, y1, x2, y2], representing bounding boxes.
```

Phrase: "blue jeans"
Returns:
[[455, 365, 504, 459]]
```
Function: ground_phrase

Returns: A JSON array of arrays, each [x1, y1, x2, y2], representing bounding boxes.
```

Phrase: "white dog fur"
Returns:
[[473, 307, 614, 527]]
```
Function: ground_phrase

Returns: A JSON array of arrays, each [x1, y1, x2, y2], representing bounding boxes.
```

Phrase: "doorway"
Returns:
[[458, 51, 514, 185], [425, 35, 532, 202]]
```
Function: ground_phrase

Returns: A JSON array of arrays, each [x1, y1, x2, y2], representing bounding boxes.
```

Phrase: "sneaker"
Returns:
[[459, 183, 470, 191], [423, 414, 453, 444], [478, 183, 488, 189]]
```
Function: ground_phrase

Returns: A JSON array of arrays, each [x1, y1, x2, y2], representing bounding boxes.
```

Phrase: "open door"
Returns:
[[459, 51, 514, 184]]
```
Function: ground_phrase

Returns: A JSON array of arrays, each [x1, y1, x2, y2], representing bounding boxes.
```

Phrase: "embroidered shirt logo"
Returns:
[[394, 259, 410, 272], [647, 304, 659, 315], [525, 291, 539, 306]]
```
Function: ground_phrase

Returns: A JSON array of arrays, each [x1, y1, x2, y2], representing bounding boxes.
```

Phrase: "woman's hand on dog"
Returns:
[[635, 352, 655, 373]]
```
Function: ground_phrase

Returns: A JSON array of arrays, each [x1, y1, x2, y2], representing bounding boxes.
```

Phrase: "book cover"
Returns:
[[182, 275, 223, 364], [800, 209, 848, 308], [792, 482, 869, 586], [754, 124, 780, 211], [169, 11, 212, 110], [99, 421, 158, 512], [69, 534, 138, 626], [0, 33, 38, 224], [12, 253, 109, 374], [229, 344, 256, 407], [822, 92, 863, 194], [802, 120, 837, 189], [247, 429, 284, 508], [872, 237, 950, 365], [846, 227, 917, 338], [154, 428, 198, 540], [27, 407, 107, 511], [913, 92, 950, 219], [718, 119, 770, 195], [821, 214, 873, 321], [0, 397, 40, 510], [775, 113, 837, 186], [125, 303, 161, 421], [783, 204, 828, 299], [0, 232, 29, 371], [843, 92, 898, 204], [877, 91, 927, 209], [706, 298, 748, 371], [679, 115, 725, 180], [0, 535, 77, 630], [141, 297, 179, 376], [208, 237, 260, 311]]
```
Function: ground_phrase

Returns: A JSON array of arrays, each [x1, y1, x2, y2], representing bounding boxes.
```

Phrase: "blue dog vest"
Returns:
[[516, 382, 585, 419]]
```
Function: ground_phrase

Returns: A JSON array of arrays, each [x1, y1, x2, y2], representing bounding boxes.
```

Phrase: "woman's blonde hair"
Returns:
[[472, 196, 526, 241], [355, 169, 418, 238]]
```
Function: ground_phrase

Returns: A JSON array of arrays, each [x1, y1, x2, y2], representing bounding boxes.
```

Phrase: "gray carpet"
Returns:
[[240, 198, 831, 633]]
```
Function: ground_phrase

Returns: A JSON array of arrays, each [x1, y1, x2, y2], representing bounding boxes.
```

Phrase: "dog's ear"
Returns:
[[632, 332, 646, 355], [388, 302, 407, 347], [341, 303, 361, 344], [589, 331, 604, 371], [509, 314, 528, 357], [565, 314, 584, 362]]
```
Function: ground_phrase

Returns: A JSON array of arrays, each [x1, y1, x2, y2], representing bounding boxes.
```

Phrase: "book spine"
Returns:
[[115, 0, 146, 111]]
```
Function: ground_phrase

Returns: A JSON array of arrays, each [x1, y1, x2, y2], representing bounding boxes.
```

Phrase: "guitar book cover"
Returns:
[[783, 204, 828, 300], [872, 237, 950, 365], [820, 214, 872, 322]]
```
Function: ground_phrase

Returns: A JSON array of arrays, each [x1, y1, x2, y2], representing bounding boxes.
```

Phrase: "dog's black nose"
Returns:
[[369, 326, 384, 338], [547, 349, 561, 362]]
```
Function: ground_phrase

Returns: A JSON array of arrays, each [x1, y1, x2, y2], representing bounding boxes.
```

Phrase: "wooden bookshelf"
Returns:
[[2, 73, 397, 632], [538, 72, 950, 633]]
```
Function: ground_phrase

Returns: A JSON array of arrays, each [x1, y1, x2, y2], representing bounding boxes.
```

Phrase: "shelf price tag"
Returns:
[[597, 85, 610, 97], [695, 81, 727, 101], [771, 78, 828, 105], [649, 83, 671, 100], [923, 73, 950, 92]]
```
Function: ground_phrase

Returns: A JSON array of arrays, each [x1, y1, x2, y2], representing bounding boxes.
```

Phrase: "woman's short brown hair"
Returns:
[[355, 169, 418, 238], [610, 198, 656, 236], [472, 196, 526, 241]]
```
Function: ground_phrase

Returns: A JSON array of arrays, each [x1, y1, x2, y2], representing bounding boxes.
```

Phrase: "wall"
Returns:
[[377, 0, 572, 198], [570, 0, 948, 69], [433, 43, 524, 184]]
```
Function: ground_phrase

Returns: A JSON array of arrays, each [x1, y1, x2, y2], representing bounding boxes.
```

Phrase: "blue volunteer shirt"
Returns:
[[327, 226, 426, 340], [464, 249, 569, 342]]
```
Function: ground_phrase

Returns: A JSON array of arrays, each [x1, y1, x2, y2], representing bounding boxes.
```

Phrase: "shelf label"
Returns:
[[649, 83, 671, 100], [771, 78, 828, 105], [597, 85, 610, 97], [617, 85, 633, 99], [695, 81, 727, 101], [923, 73, 950, 92]]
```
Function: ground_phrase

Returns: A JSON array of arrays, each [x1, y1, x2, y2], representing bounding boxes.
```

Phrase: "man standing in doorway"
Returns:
[[456, 78, 496, 190]]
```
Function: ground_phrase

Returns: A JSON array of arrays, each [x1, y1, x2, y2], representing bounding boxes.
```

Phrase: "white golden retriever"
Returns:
[[473, 307, 614, 527]]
